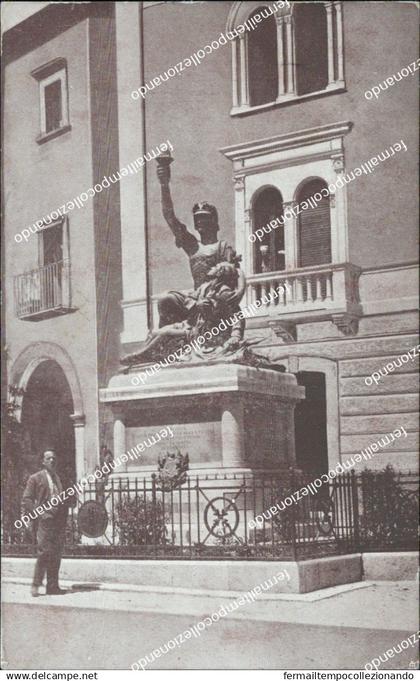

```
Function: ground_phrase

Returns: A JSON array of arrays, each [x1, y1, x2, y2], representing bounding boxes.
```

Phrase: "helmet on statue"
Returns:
[[192, 202, 219, 232]]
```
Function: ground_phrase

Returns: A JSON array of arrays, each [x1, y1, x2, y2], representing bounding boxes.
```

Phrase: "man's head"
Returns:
[[193, 202, 219, 243], [100, 445, 113, 463], [206, 262, 239, 290], [42, 450, 57, 473]]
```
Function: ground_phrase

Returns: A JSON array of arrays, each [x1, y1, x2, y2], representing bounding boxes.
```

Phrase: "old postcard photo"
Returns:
[[1, 0, 419, 677]]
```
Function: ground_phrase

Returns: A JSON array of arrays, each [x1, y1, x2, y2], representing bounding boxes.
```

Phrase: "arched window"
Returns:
[[228, 2, 344, 114], [295, 3, 328, 96], [252, 187, 284, 274], [298, 179, 331, 267], [248, 8, 278, 107]]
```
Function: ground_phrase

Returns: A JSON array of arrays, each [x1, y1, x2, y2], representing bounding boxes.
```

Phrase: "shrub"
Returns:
[[115, 495, 167, 546], [359, 465, 418, 548]]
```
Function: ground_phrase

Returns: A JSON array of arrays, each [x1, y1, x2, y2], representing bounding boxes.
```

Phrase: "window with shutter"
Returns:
[[31, 58, 70, 144], [41, 222, 63, 267], [298, 179, 331, 267], [248, 8, 278, 107], [45, 80, 63, 133], [295, 3, 329, 97]]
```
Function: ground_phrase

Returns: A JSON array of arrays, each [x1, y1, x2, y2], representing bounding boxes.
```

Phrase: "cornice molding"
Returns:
[[220, 121, 353, 163]]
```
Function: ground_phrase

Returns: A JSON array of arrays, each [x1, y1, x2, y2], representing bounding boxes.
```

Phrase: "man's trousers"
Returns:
[[33, 513, 67, 589]]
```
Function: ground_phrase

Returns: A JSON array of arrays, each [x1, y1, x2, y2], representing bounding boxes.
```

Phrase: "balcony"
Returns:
[[245, 262, 363, 338], [14, 260, 75, 321]]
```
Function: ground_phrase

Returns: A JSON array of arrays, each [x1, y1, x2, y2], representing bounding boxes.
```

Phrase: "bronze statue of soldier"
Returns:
[[156, 152, 245, 334], [121, 153, 247, 367]]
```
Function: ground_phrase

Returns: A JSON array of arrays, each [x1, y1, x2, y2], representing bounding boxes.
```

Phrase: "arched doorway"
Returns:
[[21, 360, 76, 488]]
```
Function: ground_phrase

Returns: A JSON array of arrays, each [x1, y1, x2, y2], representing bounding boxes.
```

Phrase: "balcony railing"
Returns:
[[14, 260, 73, 320], [245, 262, 362, 335]]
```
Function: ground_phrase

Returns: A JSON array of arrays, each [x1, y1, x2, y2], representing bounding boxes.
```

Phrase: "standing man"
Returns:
[[22, 450, 68, 596]]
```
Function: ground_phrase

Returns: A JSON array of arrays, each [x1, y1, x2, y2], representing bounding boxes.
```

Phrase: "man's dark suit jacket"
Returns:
[[22, 470, 69, 520]]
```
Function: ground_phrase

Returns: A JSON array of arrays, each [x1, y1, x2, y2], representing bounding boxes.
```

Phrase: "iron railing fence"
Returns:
[[4, 469, 418, 560]]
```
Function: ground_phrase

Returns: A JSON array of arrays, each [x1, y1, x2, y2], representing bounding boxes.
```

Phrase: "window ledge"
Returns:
[[17, 306, 78, 322], [230, 82, 346, 117], [36, 124, 71, 145]]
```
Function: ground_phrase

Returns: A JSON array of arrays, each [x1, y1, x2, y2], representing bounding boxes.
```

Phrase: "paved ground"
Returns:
[[2, 579, 419, 670]]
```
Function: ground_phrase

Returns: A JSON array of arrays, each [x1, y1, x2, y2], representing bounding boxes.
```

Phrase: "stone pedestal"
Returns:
[[99, 362, 304, 474]]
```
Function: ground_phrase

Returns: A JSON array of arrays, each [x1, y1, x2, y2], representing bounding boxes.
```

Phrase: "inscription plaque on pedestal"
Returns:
[[126, 420, 222, 468]]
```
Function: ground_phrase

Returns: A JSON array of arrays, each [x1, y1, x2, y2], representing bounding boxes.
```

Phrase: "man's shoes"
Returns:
[[31, 586, 41, 597], [46, 587, 67, 595]]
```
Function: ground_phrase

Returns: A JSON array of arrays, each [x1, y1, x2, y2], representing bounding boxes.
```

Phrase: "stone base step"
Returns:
[[3, 552, 417, 595], [3, 554, 362, 593]]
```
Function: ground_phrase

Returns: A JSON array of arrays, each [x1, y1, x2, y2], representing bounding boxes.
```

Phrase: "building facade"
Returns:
[[3, 1, 418, 488]]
